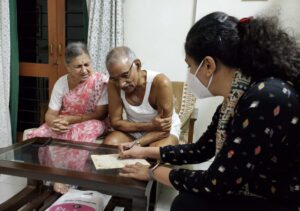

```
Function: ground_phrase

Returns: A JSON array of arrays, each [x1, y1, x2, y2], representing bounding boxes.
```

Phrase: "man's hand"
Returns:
[[119, 162, 150, 181], [152, 112, 172, 132]]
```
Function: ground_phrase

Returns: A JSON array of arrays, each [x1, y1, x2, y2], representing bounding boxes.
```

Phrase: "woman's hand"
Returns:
[[118, 143, 146, 159], [51, 118, 70, 133], [119, 162, 150, 181]]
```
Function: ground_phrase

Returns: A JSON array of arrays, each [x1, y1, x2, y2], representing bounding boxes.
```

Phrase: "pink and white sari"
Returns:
[[27, 72, 108, 143]]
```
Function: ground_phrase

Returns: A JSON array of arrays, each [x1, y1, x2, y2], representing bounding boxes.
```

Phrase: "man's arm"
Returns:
[[108, 81, 156, 132], [154, 74, 174, 118], [138, 74, 174, 145]]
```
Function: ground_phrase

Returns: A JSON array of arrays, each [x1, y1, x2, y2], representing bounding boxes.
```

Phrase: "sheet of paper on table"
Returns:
[[91, 154, 150, 169]]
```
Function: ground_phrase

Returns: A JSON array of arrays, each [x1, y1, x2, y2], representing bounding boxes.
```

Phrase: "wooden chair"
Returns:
[[172, 81, 197, 144]]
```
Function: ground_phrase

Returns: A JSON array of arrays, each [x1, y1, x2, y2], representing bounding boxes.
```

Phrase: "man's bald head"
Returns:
[[106, 46, 137, 68]]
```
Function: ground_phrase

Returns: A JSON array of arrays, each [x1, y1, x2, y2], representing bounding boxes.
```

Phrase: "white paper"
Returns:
[[91, 154, 150, 169]]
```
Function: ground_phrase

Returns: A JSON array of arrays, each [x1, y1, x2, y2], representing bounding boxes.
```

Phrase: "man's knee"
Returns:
[[150, 135, 179, 147], [103, 131, 132, 145], [169, 135, 179, 145], [103, 133, 123, 145], [103, 135, 120, 145], [163, 135, 179, 146]]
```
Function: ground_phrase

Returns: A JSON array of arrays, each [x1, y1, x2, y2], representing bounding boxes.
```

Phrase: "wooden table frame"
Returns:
[[0, 138, 156, 211]]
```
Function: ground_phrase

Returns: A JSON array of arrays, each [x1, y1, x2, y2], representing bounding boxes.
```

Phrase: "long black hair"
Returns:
[[185, 11, 300, 91]]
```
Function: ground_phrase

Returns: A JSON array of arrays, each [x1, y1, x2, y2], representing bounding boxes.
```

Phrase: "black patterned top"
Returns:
[[160, 77, 300, 203]]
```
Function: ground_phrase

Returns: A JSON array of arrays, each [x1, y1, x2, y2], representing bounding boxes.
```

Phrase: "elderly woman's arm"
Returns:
[[45, 108, 69, 133], [45, 108, 60, 127], [55, 105, 108, 125], [45, 105, 108, 133], [79, 104, 108, 121]]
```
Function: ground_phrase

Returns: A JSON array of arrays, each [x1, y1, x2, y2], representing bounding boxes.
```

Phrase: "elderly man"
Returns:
[[104, 46, 180, 147]]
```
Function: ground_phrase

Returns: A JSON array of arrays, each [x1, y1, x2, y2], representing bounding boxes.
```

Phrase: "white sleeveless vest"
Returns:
[[120, 70, 181, 138]]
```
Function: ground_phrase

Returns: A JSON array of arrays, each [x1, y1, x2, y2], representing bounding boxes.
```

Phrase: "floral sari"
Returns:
[[27, 72, 108, 143]]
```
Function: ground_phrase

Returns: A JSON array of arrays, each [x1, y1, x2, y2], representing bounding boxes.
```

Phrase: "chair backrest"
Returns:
[[171, 81, 196, 143]]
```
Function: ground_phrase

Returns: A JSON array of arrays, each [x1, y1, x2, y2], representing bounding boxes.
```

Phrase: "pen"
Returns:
[[125, 139, 140, 150], [118, 139, 141, 159]]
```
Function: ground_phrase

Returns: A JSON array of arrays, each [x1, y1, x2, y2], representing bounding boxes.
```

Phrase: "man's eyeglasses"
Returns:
[[110, 62, 134, 81]]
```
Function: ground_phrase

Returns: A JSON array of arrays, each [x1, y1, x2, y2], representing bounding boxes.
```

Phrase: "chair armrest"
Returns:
[[188, 108, 198, 144]]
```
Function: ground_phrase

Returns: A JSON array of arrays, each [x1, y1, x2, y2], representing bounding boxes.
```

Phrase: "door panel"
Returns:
[[17, 0, 58, 92], [17, 0, 49, 64], [17, 0, 86, 139]]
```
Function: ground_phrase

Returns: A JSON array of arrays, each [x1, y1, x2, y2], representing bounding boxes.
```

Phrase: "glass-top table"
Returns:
[[0, 137, 156, 211]]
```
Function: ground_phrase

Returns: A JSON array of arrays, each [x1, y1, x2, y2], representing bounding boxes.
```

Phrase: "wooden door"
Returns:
[[17, 0, 86, 137], [18, 0, 58, 95]]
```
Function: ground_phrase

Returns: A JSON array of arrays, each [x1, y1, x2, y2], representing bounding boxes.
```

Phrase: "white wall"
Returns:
[[124, 0, 195, 81], [124, 0, 300, 141], [196, 0, 300, 39]]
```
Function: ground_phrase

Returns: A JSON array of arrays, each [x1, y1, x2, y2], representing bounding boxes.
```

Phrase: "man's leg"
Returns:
[[149, 134, 178, 147], [103, 131, 134, 145]]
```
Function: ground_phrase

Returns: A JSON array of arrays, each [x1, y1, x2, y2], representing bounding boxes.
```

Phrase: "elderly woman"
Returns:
[[27, 42, 109, 194], [27, 42, 108, 143]]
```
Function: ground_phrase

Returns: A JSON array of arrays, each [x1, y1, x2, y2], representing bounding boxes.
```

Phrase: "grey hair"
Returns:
[[65, 42, 90, 64], [105, 46, 137, 67]]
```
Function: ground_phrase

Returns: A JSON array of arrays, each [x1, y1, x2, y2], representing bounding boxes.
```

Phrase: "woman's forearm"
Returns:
[[152, 166, 173, 187], [144, 147, 173, 186], [66, 108, 108, 124], [45, 113, 59, 127], [143, 147, 161, 160]]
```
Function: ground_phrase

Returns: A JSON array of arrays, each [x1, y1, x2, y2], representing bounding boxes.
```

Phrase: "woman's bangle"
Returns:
[[148, 162, 160, 180]]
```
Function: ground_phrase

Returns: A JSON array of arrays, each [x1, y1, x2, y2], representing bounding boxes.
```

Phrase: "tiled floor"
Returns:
[[0, 160, 212, 210], [0, 174, 27, 204]]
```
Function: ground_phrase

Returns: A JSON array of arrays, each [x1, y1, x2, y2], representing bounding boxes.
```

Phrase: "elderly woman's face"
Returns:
[[67, 53, 93, 83]]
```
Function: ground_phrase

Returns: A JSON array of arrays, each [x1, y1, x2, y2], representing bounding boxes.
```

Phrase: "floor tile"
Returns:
[[0, 175, 27, 186], [0, 182, 26, 204]]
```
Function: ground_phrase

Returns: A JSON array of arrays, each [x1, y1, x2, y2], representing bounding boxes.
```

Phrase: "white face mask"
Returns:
[[187, 59, 214, 99]]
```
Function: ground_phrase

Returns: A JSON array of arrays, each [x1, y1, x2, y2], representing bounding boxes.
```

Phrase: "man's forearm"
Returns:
[[112, 120, 155, 132], [139, 131, 169, 146]]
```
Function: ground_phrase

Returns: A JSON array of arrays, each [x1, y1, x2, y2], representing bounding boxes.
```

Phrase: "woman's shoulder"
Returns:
[[54, 74, 68, 89], [247, 77, 298, 98], [239, 77, 299, 109], [92, 71, 109, 82]]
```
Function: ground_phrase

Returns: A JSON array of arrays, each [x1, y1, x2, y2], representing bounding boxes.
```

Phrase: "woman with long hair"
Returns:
[[118, 12, 300, 210]]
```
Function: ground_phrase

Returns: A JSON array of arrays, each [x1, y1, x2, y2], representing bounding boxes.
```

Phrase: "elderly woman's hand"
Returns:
[[119, 162, 150, 181], [51, 118, 70, 133]]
